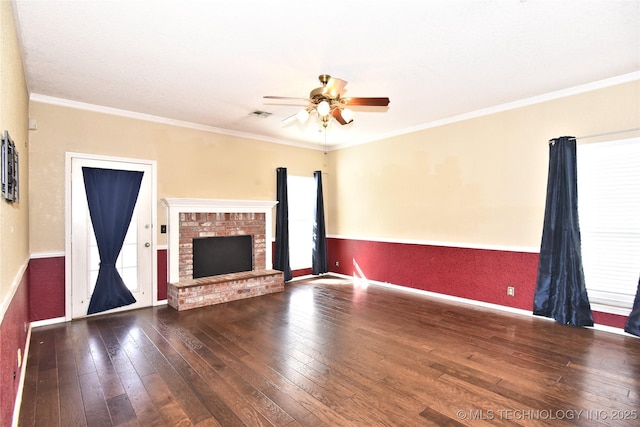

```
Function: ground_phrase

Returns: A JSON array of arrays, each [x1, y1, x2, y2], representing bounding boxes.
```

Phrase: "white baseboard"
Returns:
[[11, 325, 32, 427], [30, 317, 66, 328]]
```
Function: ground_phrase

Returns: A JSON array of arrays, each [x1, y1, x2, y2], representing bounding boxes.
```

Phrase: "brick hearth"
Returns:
[[167, 270, 284, 311]]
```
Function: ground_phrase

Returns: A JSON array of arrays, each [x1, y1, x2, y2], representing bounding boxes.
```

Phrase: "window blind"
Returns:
[[577, 137, 640, 314]]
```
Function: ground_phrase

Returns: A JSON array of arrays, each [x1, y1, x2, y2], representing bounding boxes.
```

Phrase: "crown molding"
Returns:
[[331, 71, 640, 151], [28, 93, 326, 151], [29, 71, 639, 153]]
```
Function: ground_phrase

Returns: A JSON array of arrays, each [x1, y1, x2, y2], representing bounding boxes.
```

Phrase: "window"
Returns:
[[577, 137, 640, 315], [287, 175, 316, 270]]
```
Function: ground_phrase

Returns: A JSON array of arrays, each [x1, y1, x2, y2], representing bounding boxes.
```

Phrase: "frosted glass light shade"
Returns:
[[317, 100, 330, 116], [296, 109, 309, 123], [341, 108, 354, 123]]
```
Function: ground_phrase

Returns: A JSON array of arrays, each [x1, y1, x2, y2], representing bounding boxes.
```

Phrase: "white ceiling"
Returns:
[[12, 0, 640, 149]]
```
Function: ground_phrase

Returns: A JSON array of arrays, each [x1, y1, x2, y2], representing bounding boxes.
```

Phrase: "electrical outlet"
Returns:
[[507, 286, 515, 297], [160, 224, 167, 233], [335, 261, 340, 267]]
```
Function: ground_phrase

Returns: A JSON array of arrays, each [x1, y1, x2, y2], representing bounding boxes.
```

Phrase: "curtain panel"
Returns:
[[533, 136, 593, 327], [312, 170, 328, 275], [82, 167, 143, 315], [274, 167, 292, 281], [625, 277, 640, 336]]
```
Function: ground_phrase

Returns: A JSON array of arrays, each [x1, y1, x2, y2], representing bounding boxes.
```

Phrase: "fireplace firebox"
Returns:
[[192, 235, 253, 278]]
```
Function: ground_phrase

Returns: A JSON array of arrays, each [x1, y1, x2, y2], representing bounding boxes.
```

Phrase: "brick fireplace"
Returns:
[[177, 212, 265, 281], [162, 198, 283, 310]]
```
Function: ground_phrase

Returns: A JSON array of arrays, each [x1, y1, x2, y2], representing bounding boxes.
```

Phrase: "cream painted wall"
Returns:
[[26, 78, 640, 255], [28, 102, 326, 253], [327, 81, 640, 249], [1, 0, 29, 308]]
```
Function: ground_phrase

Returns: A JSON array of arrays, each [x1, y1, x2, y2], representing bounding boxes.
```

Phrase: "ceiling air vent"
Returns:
[[249, 110, 272, 118]]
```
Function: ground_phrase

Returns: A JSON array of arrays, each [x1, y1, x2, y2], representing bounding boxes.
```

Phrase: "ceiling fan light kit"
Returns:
[[316, 100, 331, 117], [296, 109, 310, 124], [341, 108, 354, 123], [265, 74, 390, 129]]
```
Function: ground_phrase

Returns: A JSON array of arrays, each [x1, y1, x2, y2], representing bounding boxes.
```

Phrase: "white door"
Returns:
[[70, 156, 154, 319]]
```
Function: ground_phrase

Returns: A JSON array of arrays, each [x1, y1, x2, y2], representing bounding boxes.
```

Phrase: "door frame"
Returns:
[[65, 152, 158, 321]]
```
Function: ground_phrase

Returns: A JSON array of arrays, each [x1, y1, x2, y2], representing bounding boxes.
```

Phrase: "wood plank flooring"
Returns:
[[18, 276, 640, 426]]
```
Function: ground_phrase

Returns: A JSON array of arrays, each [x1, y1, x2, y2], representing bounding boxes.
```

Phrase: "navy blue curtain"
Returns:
[[312, 171, 328, 275], [274, 167, 292, 281], [533, 136, 593, 326], [624, 277, 640, 336], [83, 167, 143, 315]]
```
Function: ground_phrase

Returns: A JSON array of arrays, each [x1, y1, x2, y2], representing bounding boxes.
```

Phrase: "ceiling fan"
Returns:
[[264, 74, 390, 128]]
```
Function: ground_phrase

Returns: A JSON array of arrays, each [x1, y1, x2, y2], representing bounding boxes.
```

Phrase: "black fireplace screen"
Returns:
[[192, 235, 253, 278]]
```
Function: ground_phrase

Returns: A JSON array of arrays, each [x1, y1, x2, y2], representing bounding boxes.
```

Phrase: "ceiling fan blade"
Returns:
[[263, 96, 309, 101], [263, 102, 308, 108], [331, 108, 352, 125], [344, 97, 390, 107], [324, 77, 348, 98], [282, 112, 298, 125]]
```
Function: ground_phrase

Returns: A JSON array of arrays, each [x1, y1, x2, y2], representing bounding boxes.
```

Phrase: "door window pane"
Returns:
[[87, 205, 140, 293]]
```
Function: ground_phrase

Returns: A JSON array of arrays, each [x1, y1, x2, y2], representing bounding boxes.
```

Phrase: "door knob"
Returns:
[[145, 242, 150, 247]]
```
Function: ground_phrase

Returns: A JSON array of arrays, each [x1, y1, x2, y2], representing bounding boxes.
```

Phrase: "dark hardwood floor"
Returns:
[[18, 276, 640, 426]]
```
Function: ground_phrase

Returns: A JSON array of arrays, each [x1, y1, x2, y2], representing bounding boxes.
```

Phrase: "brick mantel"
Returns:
[[161, 198, 278, 283]]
